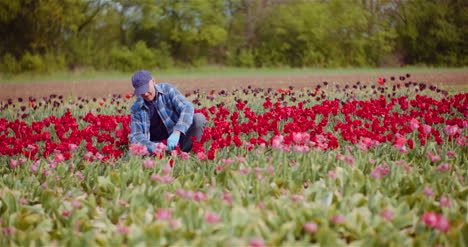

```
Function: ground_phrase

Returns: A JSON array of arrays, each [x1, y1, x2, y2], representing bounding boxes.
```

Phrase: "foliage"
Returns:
[[0, 0, 466, 74]]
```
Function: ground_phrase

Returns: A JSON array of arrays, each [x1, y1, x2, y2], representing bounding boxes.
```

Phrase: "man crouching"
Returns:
[[129, 70, 206, 153]]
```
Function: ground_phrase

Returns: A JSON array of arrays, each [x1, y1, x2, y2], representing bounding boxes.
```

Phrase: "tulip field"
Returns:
[[0, 76, 467, 246]]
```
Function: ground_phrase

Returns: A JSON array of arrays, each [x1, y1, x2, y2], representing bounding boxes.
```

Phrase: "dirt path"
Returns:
[[0, 71, 466, 101]]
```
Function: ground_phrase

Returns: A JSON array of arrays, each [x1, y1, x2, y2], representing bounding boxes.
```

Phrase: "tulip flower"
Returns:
[[303, 221, 318, 233], [155, 209, 172, 221], [205, 212, 221, 223], [249, 238, 266, 247], [380, 209, 394, 221]]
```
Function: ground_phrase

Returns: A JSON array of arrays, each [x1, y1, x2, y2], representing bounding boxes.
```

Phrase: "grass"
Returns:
[[1, 66, 467, 84]]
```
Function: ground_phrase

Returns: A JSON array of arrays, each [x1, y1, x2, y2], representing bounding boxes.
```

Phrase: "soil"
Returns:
[[0, 71, 466, 101]]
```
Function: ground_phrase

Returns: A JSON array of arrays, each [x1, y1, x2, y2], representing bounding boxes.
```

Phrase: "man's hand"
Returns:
[[167, 131, 181, 151]]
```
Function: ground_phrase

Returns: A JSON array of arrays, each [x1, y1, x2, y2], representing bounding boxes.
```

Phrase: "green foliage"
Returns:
[[0, 0, 466, 74], [20, 52, 45, 73], [108, 41, 173, 72], [236, 49, 256, 68], [394, 0, 467, 66], [0, 53, 21, 74]]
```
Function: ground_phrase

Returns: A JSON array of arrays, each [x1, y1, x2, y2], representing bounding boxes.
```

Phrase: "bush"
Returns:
[[236, 49, 256, 67], [108, 42, 173, 72], [42, 52, 66, 73], [142, 41, 173, 69], [20, 52, 45, 73], [0, 53, 21, 74], [109, 46, 141, 72]]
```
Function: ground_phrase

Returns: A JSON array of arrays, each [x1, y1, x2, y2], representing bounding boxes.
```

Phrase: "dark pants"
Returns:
[[178, 113, 207, 152]]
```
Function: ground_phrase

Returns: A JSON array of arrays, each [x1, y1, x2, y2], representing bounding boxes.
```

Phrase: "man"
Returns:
[[129, 70, 206, 153]]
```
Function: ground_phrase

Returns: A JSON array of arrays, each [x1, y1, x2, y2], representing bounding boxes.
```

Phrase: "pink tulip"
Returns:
[[95, 152, 104, 161], [253, 167, 263, 174], [422, 212, 438, 227], [345, 154, 355, 164], [436, 163, 450, 172], [426, 151, 441, 162], [83, 152, 94, 160], [266, 165, 275, 175], [236, 156, 246, 163], [54, 153, 65, 163], [371, 164, 390, 179], [439, 195, 451, 208], [10, 159, 19, 168], [129, 143, 149, 156], [165, 192, 175, 201], [291, 195, 304, 202], [205, 212, 221, 223], [151, 174, 174, 184], [197, 152, 207, 161], [222, 192, 233, 205], [118, 200, 129, 207], [332, 215, 346, 224], [169, 219, 182, 229], [48, 161, 57, 169], [162, 164, 172, 174], [69, 143, 78, 152], [143, 159, 155, 168], [281, 145, 291, 152], [422, 212, 450, 232], [18, 198, 27, 205], [117, 225, 130, 234], [404, 165, 412, 172], [395, 160, 406, 166], [237, 168, 250, 175], [194, 191, 208, 201], [180, 152, 190, 160], [424, 186, 435, 197], [249, 238, 266, 247], [222, 158, 234, 165], [71, 200, 81, 209], [434, 215, 450, 232], [422, 124, 432, 134], [75, 171, 84, 181], [303, 221, 318, 233], [336, 154, 344, 161], [62, 210, 71, 217], [30, 165, 39, 173], [446, 151, 456, 157], [443, 125, 460, 136], [2, 226, 16, 236], [455, 137, 466, 146], [409, 118, 420, 130], [155, 209, 172, 221], [380, 209, 394, 221]]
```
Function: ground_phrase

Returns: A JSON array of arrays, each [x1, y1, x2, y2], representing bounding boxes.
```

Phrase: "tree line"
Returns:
[[0, 0, 466, 74]]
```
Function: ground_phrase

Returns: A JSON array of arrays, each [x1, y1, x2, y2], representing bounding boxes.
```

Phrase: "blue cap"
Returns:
[[131, 70, 152, 95]]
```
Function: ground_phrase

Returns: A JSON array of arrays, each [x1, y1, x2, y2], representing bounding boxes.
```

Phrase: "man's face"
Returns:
[[140, 79, 156, 102]]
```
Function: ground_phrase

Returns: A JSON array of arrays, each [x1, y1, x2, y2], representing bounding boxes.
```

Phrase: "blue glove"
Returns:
[[167, 132, 180, 151], [147, 144, 155, 154]]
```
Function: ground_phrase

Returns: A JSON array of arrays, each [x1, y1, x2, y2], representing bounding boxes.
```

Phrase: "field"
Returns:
[[0, 69, 467, 246]]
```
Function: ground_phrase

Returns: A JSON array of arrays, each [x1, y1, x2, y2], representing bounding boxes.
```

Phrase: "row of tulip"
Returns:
[[0, 78, 466, 246]]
